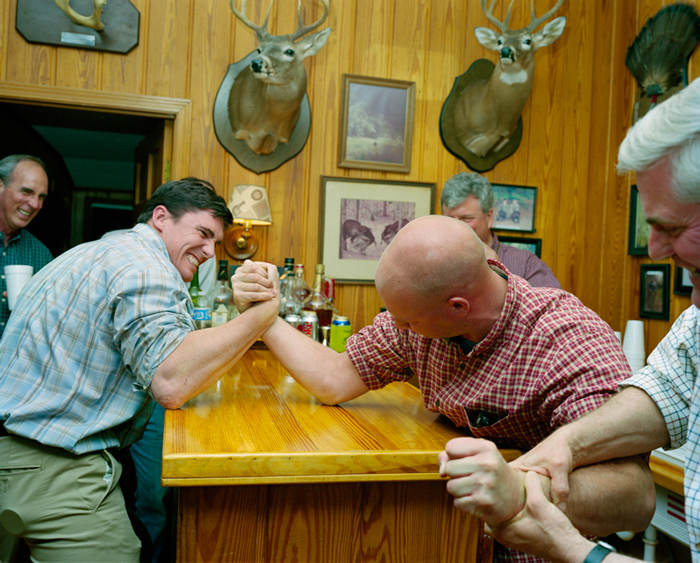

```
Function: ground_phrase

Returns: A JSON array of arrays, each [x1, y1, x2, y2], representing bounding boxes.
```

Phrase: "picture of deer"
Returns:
[[228, 0, 331, 156], [449, 0, 566, 160]]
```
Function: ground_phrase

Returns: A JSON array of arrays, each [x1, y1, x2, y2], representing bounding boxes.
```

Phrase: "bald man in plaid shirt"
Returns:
[[232, 215, 655, 563]]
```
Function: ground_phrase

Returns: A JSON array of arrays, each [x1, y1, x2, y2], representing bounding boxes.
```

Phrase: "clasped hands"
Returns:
[[231, 260, 278, 313]]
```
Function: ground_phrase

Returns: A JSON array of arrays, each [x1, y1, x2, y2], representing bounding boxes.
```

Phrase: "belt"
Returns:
[[0, 423, 9, 437]]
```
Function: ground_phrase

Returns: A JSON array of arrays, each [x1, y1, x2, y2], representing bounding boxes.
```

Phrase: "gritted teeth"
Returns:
[[187, 255, 200, 267]]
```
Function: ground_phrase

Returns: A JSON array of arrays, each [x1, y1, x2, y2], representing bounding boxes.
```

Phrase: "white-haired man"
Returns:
[[439, 77, 700, 563]]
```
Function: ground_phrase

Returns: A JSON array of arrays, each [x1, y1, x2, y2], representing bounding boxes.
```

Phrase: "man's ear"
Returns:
[[447, 296, 470, 318], [150, 205, 169, 232]]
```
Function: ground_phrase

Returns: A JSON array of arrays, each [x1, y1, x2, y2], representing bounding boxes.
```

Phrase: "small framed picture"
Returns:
[[674, 265, 694, 296], [491, 184, 537, 233], [496, 236, 542, 258], [337, 74, 416, 173], [640, 264, 670, 320], [320, 176, 435, 283], [629, 185, 650, 256]]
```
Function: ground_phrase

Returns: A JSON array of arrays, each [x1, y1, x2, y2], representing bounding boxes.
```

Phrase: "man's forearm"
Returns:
[[151, 300, 278, 408], [566, 388, 670, 467], [564, 455, 656, 536], [262, 317, 370, 404]]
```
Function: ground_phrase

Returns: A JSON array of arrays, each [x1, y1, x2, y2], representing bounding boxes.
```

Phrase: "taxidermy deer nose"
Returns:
[[251, 58, 264, 73], [500, 47, 514, 60]]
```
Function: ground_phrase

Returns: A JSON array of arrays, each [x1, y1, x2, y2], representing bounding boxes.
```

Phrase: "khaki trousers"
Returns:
[[0, 435, 140, 563]]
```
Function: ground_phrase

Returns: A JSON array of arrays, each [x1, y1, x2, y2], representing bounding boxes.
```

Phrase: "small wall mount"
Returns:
[[16, 0, 139, 55]]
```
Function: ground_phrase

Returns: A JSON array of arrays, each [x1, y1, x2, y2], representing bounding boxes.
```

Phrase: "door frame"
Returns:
[[0, 81, 191, 180]]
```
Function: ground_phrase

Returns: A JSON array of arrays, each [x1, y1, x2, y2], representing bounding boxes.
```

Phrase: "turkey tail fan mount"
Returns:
[[626, 3, 700, 99]]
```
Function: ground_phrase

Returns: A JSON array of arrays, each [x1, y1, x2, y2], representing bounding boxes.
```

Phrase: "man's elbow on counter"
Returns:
[[150, 376, 189, 410]]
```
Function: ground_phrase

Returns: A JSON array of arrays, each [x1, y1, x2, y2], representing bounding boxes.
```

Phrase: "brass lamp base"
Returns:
[[225, 222, 259, 260]]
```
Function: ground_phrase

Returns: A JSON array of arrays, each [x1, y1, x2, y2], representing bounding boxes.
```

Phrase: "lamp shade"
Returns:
[[228, 185, 272, 225]]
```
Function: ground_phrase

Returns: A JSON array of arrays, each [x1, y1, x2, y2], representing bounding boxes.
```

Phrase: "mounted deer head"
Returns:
[[55, 0, 107, 31], [453, 0, 566, 158], [228, 0, 331, 156]]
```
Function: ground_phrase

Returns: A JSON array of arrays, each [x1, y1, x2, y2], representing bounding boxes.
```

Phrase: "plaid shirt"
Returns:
[[0, 228, 52, 338], [491, 233, 561, 289], [0, 224, 195, 454], [621, 305, 700, 562], [346, 261, 631, 563]]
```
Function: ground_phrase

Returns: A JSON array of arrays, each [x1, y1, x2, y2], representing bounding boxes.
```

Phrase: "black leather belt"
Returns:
[[0, 424, 9, 437]]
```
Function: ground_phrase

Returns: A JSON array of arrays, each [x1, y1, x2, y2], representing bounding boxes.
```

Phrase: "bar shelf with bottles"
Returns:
[[279, 260, 351, 351]]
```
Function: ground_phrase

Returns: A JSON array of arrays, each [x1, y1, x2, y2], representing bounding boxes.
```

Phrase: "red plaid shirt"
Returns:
[[346, 262, 632, 563]]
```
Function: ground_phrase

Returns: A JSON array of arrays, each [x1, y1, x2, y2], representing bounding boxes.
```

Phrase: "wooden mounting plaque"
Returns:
[[16, 0, 139, 54], [213, 51, 311, 175]]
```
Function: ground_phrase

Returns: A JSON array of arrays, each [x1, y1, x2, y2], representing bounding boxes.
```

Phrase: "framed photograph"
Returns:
[[674, 265, 694, 296], [629, 185, 650, 255], [320, 176, 435, 283], [640, 264, 670, 320], [497, 236, 542, 258], [337, 74, 416, 173], [491, 184, 537, 233]]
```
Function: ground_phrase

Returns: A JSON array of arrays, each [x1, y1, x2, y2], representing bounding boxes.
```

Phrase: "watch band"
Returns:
[[584, 544, 613, 563]]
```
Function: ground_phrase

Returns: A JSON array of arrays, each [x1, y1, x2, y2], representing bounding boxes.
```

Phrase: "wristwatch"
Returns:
[[584, 543, 613, 563]]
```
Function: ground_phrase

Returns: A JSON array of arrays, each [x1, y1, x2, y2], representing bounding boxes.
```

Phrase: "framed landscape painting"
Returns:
[[337, 74, 415, 173]]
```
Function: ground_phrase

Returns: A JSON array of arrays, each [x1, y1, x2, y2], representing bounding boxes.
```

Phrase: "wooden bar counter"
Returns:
[[163, 348, 520, 563]]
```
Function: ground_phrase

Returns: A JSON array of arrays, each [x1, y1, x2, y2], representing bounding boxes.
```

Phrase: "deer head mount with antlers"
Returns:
[[227, 0, 331, 156], [440, 0, 565, 169], [54, 0, 107, 31]]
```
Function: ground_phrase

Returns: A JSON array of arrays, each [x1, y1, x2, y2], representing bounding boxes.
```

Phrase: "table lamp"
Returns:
[[225, 184, 272, 260]]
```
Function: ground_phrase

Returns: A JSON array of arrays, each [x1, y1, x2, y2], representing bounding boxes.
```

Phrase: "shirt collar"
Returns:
[[446, 259, 517, 356]]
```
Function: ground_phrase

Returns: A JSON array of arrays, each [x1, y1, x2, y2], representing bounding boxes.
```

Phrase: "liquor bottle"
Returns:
[[291, 264, 312, 309], [190, 267, 212, 329], [278, 257, 295, 317], [211, 260, 233, 327], [305, 263, 333, 328]]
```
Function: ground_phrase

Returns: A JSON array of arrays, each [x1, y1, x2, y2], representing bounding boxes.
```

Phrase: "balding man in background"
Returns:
[[0, 155, 52, 338], [441, 172, 560, 289], [232, 215, 654, 563]]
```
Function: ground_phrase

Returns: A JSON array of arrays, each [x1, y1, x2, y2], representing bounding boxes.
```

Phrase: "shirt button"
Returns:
[[458, 363, 466, 369], [435, 400, 440, 408]]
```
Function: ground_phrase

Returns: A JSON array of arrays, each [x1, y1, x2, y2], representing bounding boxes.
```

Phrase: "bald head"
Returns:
[[376, 215, 491, 302]]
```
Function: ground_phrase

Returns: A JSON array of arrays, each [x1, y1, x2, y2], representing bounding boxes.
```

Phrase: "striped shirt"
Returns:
[[621, 306, 700, 561], [491, 233, 561, 289], [0, 224, 195, 454], [346, 262, 631, 563], [0, 228, 53, 338]]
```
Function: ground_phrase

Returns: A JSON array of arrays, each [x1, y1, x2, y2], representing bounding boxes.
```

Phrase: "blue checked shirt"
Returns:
[[0, 228, 53, 338], [0, 223, 196, 454], [621, 305, 700, 560]]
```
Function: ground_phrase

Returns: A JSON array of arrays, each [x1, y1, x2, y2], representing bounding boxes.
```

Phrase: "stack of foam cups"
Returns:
[[622, 320, 646, 374]]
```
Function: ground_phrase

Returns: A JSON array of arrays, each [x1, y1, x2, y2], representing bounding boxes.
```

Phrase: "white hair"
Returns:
[[617, 77, 700, 203]]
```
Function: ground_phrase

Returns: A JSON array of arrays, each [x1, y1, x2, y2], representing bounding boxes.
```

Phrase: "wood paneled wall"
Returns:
[[2, 0, 697, 352]]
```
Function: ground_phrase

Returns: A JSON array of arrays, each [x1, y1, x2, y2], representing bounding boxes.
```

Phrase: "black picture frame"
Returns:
[[491, 184, 537, 233], [674, 265, 694, 296], [496, 236, 542, 258], [628, 185, 650, 256], [640, 264, 670, 320]]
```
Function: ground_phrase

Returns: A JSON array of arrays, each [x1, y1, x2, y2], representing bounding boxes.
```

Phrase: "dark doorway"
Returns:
[[0, 102, 162, 257]]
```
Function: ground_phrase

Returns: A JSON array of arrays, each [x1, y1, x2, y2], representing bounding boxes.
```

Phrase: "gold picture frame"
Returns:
[[337, 74, 415, 173]]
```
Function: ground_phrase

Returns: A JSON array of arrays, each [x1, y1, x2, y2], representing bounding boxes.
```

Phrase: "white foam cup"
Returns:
[[4, 265, 33, 310]]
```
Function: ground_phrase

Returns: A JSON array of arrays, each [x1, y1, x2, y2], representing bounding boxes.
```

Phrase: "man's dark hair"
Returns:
[[137, 178, 233, 227], [0, 155, 47, 186]]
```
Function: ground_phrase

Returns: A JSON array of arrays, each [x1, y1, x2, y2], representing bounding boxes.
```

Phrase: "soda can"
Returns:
[[300, 311, 319, 341], [284, 313, 301, 329], [330, 316, 352, 352]]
